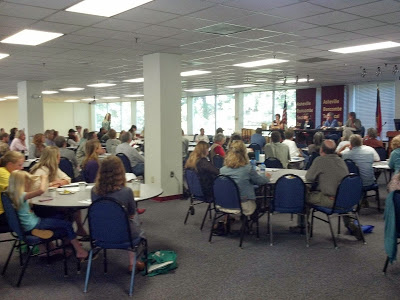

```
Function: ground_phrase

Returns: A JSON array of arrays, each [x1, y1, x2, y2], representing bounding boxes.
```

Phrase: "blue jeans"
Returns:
[[132, 163, 144, 176], [35, 214, 76, 240]]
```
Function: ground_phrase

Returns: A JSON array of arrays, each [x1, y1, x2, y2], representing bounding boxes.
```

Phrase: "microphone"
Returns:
[[382, 121, 387, 127]]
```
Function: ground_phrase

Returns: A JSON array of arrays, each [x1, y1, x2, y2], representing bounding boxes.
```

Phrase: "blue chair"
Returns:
[[360, 126, 365, 137], [383, 190, 400, 274], [305, 152, 319, 170], [84, 197, 147, 296], [248, 143, 261, 152], [269, 174, 308, 246], [184, 169, 213, 230], [264, 157, 283, 169], [375, 147, 387, 161], [116, 153, 132, 173], [1, 193, 69, 287], [209, 175, 258, 248], [213, 154, 224, 169], [345, 159, 381, 212], [59, 157, 75, 180], [308, 174, 365, 249]]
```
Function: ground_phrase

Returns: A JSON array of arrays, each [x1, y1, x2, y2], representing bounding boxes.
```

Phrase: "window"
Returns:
[[94, 102, 131, 132], [193, 95, 215, 136], [181, 98, 187, 134], [354, 82, 395, 138], [243, 91, 273, 129], [136, 101, 144, 132], [274, 89, 296, 128], [216, 94, 235, 135]]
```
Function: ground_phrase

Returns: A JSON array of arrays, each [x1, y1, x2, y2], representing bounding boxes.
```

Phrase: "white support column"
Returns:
[[143, 53, 182, 198], [235, 91, 243, 132], [131, 101, 137, 128], [17, 81, 44, 145], [187, 96, 193, 135], [315, 87, 322, 127]]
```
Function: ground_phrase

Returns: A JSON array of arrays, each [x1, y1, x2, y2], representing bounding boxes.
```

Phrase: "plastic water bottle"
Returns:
[[259, 163, 266, 176], [250, 159, 257, 170]]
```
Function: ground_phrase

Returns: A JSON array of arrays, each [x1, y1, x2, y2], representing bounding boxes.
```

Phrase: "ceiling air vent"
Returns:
[[297, 57, 333, 63], [195, 23, 251, 35]]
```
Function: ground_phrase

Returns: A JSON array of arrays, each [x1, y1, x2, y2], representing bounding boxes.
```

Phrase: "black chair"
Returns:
[[84, 197, 147, 296], [213, 154, 224, 169], [305, 152, 319, 170], [184, 169, 213, 230], [59, 157, 75, 180], [248, 143, 261, 152], [116, 153, 132, 173], [383, 190, 400, 274], [345, 159, 381, 212], [264, 157, 283, 169], [269, 174, 309, 246], [309, 174, 365, 248], [375, 147, 387, 161], [1, 193, 69, 287], [209, 175, 258, 248]]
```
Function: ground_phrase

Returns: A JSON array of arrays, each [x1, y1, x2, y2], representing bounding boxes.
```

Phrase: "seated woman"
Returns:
[[67, 129, 79, 147], [389, 135, 400, 174], [308, 132, 324, 155], [336, 128, 353, 154], [185, 141, 219, 199], [363, 128, 384, 148], [82, 140, 103, 183], [29, 133, 46, 159], [30, 146, 87, 237], [209, 133, 226, 164], [270, 113, 284, 130], [91, 156, 144, 273], [8, 170, 88, 260], [220, 140, 270, 216]]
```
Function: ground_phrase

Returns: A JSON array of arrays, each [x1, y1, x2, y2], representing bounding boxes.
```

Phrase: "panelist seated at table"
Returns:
[[8, 171, 89, 260], [264, 131, 290, 168], [82, 140, 105, 183], [321, 112, 339, 129], [250, 128, 266, 149], [116, 132, 144, 176], [91, 156, 145, 273], [270, 114, 285, 130], [195, 128, 210, 143], [363, 128, 384, 149], [220, 140, 271, 217], [54, 136, 79, 178], [344, 112, 362, 131], [299, 114, 314, 129]]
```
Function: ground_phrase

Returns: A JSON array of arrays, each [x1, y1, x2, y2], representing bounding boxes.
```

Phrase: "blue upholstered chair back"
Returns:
[[213, 154, 224, 169], [344, 159, 360, 175], [59, 157, 74, 179], [272, 174, 306, 213], [88, 198, 133, 249], [213, 175, 242, 211], [1, 193, 25, 241], [248, 143, 261, 151], [116, 153, 132, 173], [375, 147, 387, 161], [264, 157, 283, 169], [185, 169, 205, 201], [333, 174, 363, 211]]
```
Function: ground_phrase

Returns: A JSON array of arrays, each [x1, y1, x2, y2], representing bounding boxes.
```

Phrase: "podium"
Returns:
[[387, 131, 400, 155]]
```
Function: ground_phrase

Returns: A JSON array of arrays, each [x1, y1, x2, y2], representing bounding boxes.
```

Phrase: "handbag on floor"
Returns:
[[145, 250, 177, 277]]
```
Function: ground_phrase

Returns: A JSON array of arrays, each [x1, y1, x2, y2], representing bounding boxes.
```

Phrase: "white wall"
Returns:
[[0, 101, 91, 135]]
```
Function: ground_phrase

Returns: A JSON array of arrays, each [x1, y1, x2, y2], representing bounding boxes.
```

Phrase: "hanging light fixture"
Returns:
[[282, 76, 287, 86], [376, 67, 381, 76], [361, 68, 367, 78], [393, 65, 399, 74], [306, 75, 310, 83], [295, 75, 299, 84]]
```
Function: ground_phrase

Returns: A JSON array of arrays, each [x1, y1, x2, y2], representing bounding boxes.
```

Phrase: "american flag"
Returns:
[[281, 99, 287, 124], [376, 87, 382, 136]]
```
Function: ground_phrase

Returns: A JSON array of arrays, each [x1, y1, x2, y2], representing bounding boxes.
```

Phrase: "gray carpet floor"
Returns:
[[1, 176, 399, 299]]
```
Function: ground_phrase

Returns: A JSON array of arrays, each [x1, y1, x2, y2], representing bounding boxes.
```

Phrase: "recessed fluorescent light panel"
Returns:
[[226, 84, 256, 89], [125, 94, 144, 97], [0, 53, 10, 60], [234, 59, 289, 68], [87, 83, 116, 87], [5, 96, 18, 99], [102, 96, 120, 99], [64, 100, 80, 103], [123, 78, 144, 83], [66, 0, 153, 17], [329, 41, 400, 54], [59, 87, 85, 91], [0, 98, 6, 101], [42, 90, 59, 94], [276, 78, 314, 83], [1, 29, 63, 46], [184, 88, 211, 92], [256, 79, 267, 82], [181, 70, 211, 77]]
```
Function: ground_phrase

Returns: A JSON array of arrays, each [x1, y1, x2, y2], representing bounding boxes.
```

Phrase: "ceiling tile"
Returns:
[[300, 11, 361, 25], [115, 8, 179, 24], [319, 32, 369, 42], [0, 15, 36, 28], [371, 11, 400, 24], [343, 0, 400, 17], [93, 19, 148, 32], [328, 18, 386, 31], [263, 20, 317, 33], [188, 5, 254, 22], [229, 13, 287, 28], [159, 16, 218, 30], [222, 0, 302, 11], [30, 21, 83, 34], [5, 0, 78, 10], [44, 11, 106, 27], [134, 25, 182, 37], [354, 25, 400, 36], [266, 2, 332, 19], [0, 2, 56, 19], [141, 0, 216, 15], [298, 26, 343, 38], [308, 0, 380, 10]]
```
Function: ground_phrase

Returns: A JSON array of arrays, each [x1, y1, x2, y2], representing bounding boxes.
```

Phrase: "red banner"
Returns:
[[321, 85, 344, 125], [296, 88, 316, 127]]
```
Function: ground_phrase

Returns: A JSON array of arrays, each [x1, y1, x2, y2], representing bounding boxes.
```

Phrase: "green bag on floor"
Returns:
[[18, 243, 39, 255], [145, 250, 177, 277]]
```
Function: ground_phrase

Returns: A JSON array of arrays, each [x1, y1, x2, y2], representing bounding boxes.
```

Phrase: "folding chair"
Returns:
[[184, 169, 213, 230], [59, 157, 75, 180], [212, 154, 224, 169], [84, 197, 148, 296], [308, 174, 365, 249], [264, 157, 283, 169], [116, 153, 132, 173], [268, 174, 308, 246]]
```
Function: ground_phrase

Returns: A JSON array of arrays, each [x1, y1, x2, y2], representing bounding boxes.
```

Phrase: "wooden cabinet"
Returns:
[[387, 131, 400, 156]]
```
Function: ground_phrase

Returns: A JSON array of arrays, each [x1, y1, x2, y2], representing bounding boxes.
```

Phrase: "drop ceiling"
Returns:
[[0, 0, 400, 102]]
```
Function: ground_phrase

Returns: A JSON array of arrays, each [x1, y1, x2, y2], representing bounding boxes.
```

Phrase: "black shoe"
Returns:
[[347, 223, 363, 240], [289, 226, 305, 234]]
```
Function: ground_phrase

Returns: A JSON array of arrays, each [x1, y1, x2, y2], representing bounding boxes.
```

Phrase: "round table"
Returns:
[[31, 183, 163, 208]]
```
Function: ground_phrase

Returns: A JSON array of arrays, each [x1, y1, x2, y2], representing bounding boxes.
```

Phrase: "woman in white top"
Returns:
[[336, 128, 353, 153]]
